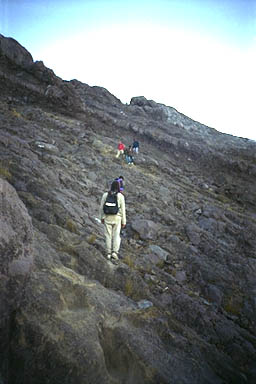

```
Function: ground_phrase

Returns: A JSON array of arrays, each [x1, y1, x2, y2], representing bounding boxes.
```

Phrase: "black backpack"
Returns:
[[103, 192, 119, 215]]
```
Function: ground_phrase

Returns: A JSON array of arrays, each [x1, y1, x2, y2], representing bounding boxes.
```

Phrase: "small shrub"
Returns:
[[133, 232, 141, 241], [11, 109, 22, 119], [138, 306, 159, 320], [124, 278, 134, 297], [156, 260, 165, 269], [217, 194, 230, 204], [123, 254, 135, 269], [0, 164, 12, 180], [58, 244, 79, 257], [223, 295, 243, 316], [87, 234, 97, 244], [18, 191, 38, 208], [145, 278, 157, 289], [174, 200, 182, 210], [66, 218, 78, 234]]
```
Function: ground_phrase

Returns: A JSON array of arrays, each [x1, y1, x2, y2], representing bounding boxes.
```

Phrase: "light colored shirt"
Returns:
[[99, 192, 126, 225]]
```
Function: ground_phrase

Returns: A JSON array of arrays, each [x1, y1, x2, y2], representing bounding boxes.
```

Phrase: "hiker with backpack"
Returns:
[[115, 175, 124, 193], [99, 180, 126, 262], [124, 146, 134, 165]]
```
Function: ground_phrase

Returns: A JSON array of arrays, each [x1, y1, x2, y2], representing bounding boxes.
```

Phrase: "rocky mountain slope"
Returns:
[[1, 34, 256, 384]]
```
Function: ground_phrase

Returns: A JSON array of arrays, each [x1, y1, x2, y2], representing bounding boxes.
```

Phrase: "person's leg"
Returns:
[[104, 222, 113, 255], [112, 217, 122, 256], [116, 150, 120, 158]]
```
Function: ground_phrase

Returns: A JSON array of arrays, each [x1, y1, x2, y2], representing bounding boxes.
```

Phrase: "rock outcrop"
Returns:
[[0, 179, 34, 381], [0, 34, 256, 384]]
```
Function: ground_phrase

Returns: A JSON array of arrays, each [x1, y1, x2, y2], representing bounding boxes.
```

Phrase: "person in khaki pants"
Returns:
[[99, 180, 126, 261], [116, 141, 125, 158]]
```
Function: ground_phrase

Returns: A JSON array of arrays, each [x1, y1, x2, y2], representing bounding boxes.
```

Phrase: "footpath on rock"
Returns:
[[1, 34, 256, 384]]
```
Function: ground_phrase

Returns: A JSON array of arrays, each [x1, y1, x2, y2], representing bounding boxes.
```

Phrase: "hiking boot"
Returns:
[[111, 252, 119, 260]]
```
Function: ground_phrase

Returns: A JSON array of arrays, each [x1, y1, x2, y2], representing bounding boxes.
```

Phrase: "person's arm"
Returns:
[[99, 193, 107, 223], [119, 193, 126, 227]]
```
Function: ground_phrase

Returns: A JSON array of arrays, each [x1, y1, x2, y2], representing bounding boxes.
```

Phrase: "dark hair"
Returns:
[[111, 180, 120, 193], [119, 175, 124, 180]]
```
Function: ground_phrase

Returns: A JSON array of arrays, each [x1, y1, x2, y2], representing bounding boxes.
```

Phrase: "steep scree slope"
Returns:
[[1, 34, 256, 384]]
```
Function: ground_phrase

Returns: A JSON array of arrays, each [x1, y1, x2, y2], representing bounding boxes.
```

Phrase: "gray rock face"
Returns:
[[0, 179, 34, 380], [148, 245, 169, 261], [131, 218, 159, 240], [0, 34, 33, 68], [0, 33, 256, 384], [0, 178, 34, 283]]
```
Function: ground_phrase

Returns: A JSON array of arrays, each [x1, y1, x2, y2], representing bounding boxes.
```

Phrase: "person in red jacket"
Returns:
[[116, 141, 125, 158]]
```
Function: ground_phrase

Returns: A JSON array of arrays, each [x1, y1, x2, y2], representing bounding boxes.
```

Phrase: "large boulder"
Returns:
[[131, 218, 159, 240]]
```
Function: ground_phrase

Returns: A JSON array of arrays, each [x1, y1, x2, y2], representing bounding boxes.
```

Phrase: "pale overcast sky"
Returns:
[[1, 0, 255, 140]]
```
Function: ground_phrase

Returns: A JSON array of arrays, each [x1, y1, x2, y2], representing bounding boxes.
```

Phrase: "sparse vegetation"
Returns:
[[11, 109, 22, 119], [65, 218, 78, 234], [155, 260, 165, 269], [0, 163, 12, 180], [122, 254, 135, 269], [58, 244, 79, 257], [1, 33, 256, 384], [124, 278, 135, 297], [87, 233, 97, 244], [223, 294, 244, 316]]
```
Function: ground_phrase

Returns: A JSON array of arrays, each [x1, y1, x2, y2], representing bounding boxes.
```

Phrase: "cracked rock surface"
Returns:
[[1, 34, 256, 384]]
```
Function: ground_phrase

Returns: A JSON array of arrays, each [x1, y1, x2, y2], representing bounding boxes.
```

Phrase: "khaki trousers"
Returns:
[[104, 216, 121, 254], [116, 149, 124, 158]]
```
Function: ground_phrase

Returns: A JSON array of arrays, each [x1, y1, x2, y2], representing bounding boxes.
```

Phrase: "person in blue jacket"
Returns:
[[132, 139, 139, 154]]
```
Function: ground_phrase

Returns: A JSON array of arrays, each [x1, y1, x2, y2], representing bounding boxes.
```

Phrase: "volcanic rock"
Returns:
[[0, 34, 256, 384]]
